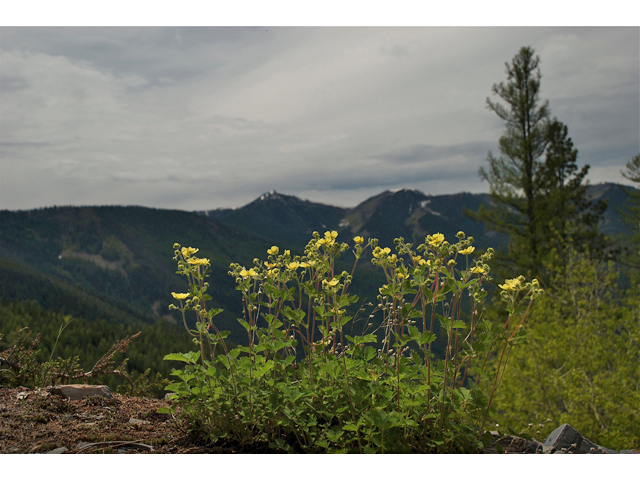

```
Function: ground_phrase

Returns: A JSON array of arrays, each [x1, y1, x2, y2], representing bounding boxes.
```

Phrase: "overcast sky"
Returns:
[[1, 25, 638, 211]]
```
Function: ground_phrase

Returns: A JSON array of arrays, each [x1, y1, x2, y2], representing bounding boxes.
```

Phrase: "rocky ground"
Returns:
[[1, 386, 637, 454], [0, 386, 263, 453]]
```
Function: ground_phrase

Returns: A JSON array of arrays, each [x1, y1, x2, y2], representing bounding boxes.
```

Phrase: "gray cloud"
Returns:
[[379, 142, 494, 165], [0, 27, 638, 211]]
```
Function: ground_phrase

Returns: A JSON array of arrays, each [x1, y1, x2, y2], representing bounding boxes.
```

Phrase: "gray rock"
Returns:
[[543, 423, 618, 454], [48, 384, 113, 401], [128, 417, 151, 425], [45, 446, 68, 454]]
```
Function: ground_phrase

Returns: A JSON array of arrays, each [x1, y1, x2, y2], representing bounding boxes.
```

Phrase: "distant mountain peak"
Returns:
[[389, 187, 428, 196], [258, 190, 281, 201]]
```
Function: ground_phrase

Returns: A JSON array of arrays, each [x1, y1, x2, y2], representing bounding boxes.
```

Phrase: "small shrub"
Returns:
[[0, 326, 142, 393], [161, 231, 541, 453]]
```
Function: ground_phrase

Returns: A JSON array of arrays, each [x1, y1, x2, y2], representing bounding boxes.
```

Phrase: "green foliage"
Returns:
[[0, 327, 83, 389], [490, 247, 640, 450], [162, 231, 541, 453], [0, 299, 192, 396]]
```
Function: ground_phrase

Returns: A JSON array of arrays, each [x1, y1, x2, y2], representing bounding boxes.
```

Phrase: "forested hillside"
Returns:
[[1, 183, 636, 398]]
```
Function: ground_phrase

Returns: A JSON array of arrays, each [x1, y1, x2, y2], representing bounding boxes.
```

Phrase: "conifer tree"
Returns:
[[472, 46, 606, 282], [619, 154, 640, 269], [535, 118, 608, 266]]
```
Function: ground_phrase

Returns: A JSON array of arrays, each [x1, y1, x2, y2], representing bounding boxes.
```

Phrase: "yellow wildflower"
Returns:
[[323, 278, 339, 288], [499, 278, 521, 291], [353, 236, 364, 244], [299, 262, 309, 268], [171, 292, 190, 300], [267, 246, 279, 255], [181, 247, 199, 257], [287, 262, 300, 271], [459, 246, 475, 255], [284, 250, 290, 257], [471, 266, 485, 274], [187, 257, 210, 266], [427, 233, 445, 247], [240, 268, 258, 278]]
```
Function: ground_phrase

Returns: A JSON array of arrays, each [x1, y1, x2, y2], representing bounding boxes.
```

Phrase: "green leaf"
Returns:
[[345, 333, 377, 345], [283, 306, 306, 324], [325, 428, 344, 443], [407, 325, 420, 339], [163, 351, 201, 364], [364, 345, 377, 361], [237, 318, 251, 332], [342, 423, 360, 432], [418, 331, 436, 345], [217, 330, 231, 339]]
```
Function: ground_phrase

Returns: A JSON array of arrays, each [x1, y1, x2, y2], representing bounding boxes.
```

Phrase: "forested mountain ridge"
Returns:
[[2, 183, 635, 317], [0, 183, 635, 360], [0, 205, 271, 340], [201, 183, 634, 250]]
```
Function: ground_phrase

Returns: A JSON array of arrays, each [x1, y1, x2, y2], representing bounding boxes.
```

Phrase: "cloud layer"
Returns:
[[1, 27, 638, 210]]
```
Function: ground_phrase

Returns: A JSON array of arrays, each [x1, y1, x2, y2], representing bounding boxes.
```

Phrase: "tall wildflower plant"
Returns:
[[161, 232, 542, 453]]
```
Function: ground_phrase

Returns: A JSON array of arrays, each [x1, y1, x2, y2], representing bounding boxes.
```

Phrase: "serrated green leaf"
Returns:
[[163, 351, 201, 364]]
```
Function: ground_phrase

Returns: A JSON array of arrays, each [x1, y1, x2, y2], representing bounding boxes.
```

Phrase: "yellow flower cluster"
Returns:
[[316, 230, 339, 248], [353, 236, 364, 244], [373, 246, 392, 259], [267, 246, 279, 255], [187, 257, 210, 266], [178, 246, 209, 267], [499, 277, 522, 291], [458, 246, 475, 255]]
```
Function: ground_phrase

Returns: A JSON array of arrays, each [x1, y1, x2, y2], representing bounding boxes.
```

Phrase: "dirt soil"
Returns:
[[0, 386, 278, 454], [0, 385, 582, 454]]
